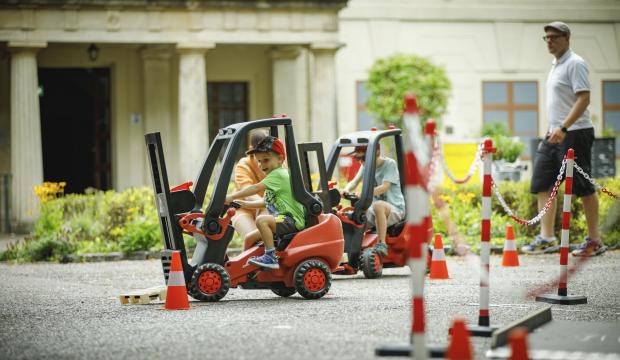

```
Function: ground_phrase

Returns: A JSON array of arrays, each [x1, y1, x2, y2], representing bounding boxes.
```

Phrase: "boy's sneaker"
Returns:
[[572, 237, 607, 257], [375, 242, 388, 256], [521, 235, 559, 254], [248, 252, 279, 269]]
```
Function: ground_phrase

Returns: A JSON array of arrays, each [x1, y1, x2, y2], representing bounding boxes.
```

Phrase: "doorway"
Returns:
[[38, 68, 112, 194]]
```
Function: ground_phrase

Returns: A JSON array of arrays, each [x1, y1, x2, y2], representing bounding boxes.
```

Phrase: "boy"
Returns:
[[225, 136, 306, 269], [342, 145, 405, 256]]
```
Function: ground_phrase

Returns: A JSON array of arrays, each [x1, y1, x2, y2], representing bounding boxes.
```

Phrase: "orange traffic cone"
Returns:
[[446, 318, 473, 360], [508, 327, 530, 360], [502, 224, 519, 267], [429, 233, 449, 279], [164, 251, 190, 310]]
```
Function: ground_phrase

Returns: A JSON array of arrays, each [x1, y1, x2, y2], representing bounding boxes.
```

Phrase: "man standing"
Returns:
[[523, 22, 607, 256]]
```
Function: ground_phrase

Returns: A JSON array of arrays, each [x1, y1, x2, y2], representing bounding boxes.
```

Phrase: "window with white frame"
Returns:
[[356, 81, 378, 130]]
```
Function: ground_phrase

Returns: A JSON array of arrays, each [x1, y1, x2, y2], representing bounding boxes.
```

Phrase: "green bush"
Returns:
[[481, 123, 525, 162], [366, 53, 451, 127]]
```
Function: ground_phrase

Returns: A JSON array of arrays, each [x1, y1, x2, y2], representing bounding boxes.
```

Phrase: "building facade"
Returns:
[[1, 0, 620, 231], [0, 0, 346, 230]]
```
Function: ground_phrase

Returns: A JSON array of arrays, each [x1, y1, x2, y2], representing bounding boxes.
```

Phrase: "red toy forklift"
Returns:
[[145, 117, 344, 301], [324, 128, 422, 278]]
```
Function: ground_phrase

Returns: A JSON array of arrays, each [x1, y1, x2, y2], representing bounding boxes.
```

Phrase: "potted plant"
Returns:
[[481, 123, 526, 181]]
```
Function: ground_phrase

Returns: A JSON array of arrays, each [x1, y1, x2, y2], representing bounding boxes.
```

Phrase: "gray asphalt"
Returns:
[[1, 251, 619, 360]]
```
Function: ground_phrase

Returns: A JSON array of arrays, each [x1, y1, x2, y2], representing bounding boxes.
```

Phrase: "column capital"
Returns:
[[309, 42, 344, 53], [141, 45, 172, 60], [8, 41, 47, 53], [176, 42, 216, 54], [270, 45, 302, 60]]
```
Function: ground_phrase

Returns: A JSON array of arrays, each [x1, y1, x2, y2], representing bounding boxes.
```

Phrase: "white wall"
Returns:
[[337, 0, 620, 143]]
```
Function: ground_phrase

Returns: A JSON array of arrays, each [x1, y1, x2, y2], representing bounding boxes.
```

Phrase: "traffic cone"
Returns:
[[502, 224, 519, 267], [429, 233, 449, 279], [446, 318, 473, 360], [508, 327, 530, 360], [164, 251, 190, 310]]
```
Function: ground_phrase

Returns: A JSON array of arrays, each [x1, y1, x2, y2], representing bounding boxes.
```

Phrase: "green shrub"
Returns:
[[366, 53, 451, 127], [119, 216, 161, 254]]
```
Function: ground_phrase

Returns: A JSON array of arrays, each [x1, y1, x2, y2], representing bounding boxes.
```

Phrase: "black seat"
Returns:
[[275, 231, 298, 251], [387, 220, 406, 237]]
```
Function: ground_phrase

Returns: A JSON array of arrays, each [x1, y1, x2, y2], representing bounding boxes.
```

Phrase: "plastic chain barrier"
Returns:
[[573, 163, 619, 199], [437, 136, 484, 185], [491, 158, 567, 226]]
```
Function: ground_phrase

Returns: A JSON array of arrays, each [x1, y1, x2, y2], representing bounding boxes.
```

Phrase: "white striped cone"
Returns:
[[502, 224, 519, 267], [165, 251, 190, 310]]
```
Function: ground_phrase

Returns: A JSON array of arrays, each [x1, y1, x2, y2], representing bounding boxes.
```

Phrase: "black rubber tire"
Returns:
[[360, 247, 383, 279], [190, 263, 230, 302], [270, 285, 297, 298], [293, 259, 332, 300]]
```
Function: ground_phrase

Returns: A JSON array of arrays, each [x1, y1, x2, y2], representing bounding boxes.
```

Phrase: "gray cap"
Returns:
[[544, 21, 571, 36]]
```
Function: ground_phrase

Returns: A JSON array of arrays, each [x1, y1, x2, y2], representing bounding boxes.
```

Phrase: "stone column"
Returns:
[[271, 45, 309, 143], [142, 45, 172, 182], [310, 42, 342, 149], [8, 41, 47, 232], [176, 42, 214, 183]]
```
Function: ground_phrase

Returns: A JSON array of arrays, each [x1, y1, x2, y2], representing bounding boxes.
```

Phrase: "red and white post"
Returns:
[[467, 138, 498, 337], [375, 94, 445, 359], [536, 148, 587, 305]]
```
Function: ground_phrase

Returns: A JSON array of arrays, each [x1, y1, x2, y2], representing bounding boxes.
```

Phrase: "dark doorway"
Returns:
[[38, 68, 112, 194]]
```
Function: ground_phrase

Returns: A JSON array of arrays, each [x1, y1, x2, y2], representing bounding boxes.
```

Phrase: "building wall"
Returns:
[[0, 54, 9, 174], [337, 0, 620, 144]]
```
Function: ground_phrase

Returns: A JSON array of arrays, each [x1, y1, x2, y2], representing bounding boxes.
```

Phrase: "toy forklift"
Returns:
[[145, 117, 344, 301], [324, 128, 412, 278]]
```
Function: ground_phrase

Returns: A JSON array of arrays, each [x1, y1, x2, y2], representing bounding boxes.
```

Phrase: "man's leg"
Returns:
[[581, 193, 600, 241], [538, 191, 557, 239]]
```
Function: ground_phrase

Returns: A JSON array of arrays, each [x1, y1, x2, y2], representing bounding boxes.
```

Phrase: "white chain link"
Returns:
[[573, 163, 600, 190], [491, 159, 567, 226], [437, 138, 483, 184]]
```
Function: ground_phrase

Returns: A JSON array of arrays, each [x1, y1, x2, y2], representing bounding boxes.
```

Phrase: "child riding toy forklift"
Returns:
[[144, 117, 344, 301], [324, 127, 424, 279]]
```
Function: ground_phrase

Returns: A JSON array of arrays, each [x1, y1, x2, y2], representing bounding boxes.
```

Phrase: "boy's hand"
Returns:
[[235, 200, 247, 208], [225, 195, 234, 204]]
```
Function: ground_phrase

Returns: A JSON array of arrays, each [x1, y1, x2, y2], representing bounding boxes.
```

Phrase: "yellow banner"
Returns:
[[442, 143, 480, 185]]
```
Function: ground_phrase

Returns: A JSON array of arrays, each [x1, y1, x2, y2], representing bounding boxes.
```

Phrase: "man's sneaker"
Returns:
[[375, 242, 388, 256], [572, 237, 607, 257], [248, 252, 279, 269], [521, 235, 559, 254]]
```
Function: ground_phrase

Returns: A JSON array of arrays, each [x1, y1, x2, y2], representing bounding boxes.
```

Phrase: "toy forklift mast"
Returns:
[[324, 129, 406, 268], [145, 118, 327, 286]]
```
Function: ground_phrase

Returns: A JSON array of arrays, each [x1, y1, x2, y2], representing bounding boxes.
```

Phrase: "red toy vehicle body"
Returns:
[[145, 118, 344, 300]]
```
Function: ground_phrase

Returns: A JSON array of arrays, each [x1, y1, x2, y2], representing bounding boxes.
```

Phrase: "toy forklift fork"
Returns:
[[145, 132, 194, 285]]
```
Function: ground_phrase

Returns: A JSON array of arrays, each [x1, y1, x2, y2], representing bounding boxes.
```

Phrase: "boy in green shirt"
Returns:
[[225, 136, 306, 269]]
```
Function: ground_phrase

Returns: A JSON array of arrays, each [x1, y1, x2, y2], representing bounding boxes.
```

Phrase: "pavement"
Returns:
[[0, 251, 619, 360]]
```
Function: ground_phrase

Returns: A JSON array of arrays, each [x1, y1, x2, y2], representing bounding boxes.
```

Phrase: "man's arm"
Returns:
[[235, 199, 266, 209], [548, 91, 590, 144], [225, 183, 267, 203]]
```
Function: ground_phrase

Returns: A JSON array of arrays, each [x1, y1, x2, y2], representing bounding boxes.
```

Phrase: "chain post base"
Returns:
[[536, 294, 587, 305], [375, 343, 446, 358]]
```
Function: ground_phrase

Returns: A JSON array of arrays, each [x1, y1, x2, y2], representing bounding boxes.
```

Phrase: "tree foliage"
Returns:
[[366, 53, 451, 127]]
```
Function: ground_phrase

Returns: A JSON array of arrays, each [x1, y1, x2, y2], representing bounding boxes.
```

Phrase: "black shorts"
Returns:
[[275, 215, 298, 237], [530, 128, 595, 197]]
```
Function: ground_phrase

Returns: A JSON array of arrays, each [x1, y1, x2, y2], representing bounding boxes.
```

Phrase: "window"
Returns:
[[482, 81, 538, 158], [207, 82, 249, 142], [603, 81, 620, 157], [356, 81, 377, 130]]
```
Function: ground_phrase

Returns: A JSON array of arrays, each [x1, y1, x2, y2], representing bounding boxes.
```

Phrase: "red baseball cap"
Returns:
[[246, 136, 286, 159]]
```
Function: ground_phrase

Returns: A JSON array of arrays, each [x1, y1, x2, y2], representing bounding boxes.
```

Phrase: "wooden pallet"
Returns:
[[119, 286, 167, 305]]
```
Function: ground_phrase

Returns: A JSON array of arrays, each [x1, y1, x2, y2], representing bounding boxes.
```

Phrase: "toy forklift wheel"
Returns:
[[270, 285, 297, 298], [190, 263, 230, 302], [360, 247, 383, 279], [293, 259, 332, 300]]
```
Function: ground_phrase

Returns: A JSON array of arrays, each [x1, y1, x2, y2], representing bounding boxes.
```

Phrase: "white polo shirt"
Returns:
[[546, 49, 593, 132]]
